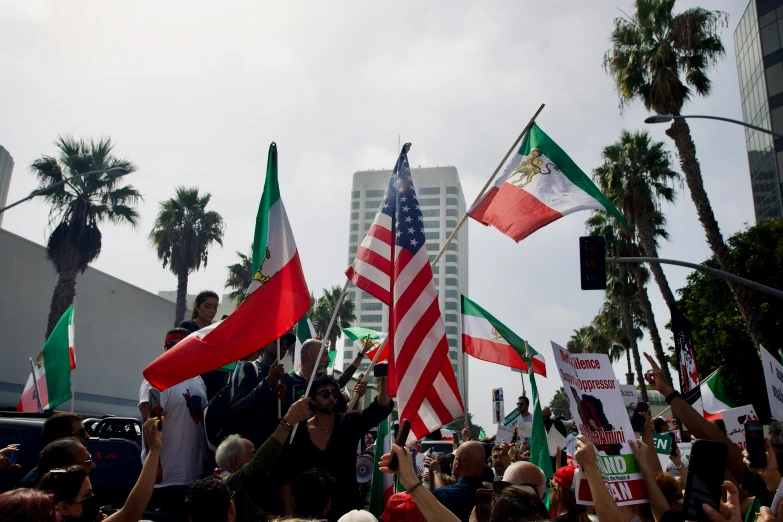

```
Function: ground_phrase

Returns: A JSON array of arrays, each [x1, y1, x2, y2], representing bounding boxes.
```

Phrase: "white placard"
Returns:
[[495, 424, 515, 446], [492, 387, 505, 424], [761, 347, 783, 421], [547, 425, 566, 457], [720, 405, 759, 450], [517, 421, 532, 443], [620, 384, 638, 417]]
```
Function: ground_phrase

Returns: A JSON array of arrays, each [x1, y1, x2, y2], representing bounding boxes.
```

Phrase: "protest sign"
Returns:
[[504, 409, 531, 443], [652, 434, 672, 470], [547, 425, 566, 457], [620, 385, 638, 418], [492, 388, 505, 424], [761, 347, 783, 421], [564, 433, 578, 457], [496, 424, 515, 446], [552, 341, 647, 506], [720, 405, 759, 450], [672, 307, 703, 415]]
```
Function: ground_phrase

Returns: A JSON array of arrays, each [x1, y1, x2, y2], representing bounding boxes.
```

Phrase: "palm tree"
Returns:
[[549, 387, 572, 419], [566, 326, 593, 354], [593, 303, 637, 385], [310, 286, 357, 351], [604, 1, 770, 350], [150, 187, 225, 325], [225, 245, 253, 305], [30, 135, 141, 337], [593, 131, 678, 382]]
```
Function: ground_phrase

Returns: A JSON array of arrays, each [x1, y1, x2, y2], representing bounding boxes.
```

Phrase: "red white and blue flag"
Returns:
[[346, 144, 463, 441]]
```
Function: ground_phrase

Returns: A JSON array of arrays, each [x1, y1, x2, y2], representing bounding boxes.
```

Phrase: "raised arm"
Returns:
[[628, 439, 669, 522], [105, 418, 162, 522], [574, 435, 627, 522]]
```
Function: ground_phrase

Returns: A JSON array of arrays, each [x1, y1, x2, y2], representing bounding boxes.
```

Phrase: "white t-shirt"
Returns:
[[519, 413, 533, 423], [139, 377, 207, 488]]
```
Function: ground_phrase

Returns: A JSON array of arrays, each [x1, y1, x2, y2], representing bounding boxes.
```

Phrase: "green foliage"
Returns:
[[549, 387, 572, 419], [675, 219, 783, 420], [225, 245, 253, 305], [309, 286, 357, 351], [445, 413, 485, 440]]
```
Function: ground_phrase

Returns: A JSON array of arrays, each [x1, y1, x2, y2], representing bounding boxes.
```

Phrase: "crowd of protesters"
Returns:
[[2, 292, 783, 522]]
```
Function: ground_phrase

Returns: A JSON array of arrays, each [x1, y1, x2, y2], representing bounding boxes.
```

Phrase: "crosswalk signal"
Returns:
[[580, 236, 606, 290]]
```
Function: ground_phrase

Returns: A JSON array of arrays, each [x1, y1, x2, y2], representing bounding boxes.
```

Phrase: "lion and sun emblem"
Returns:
[[506, 149, 559, 189]]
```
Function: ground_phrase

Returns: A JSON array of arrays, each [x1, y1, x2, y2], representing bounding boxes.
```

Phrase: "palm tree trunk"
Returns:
[[624, 345, 634, 385], [637, 223, 678, 310], [666, 119, 772, 351], [175, 270, 189, 326], [619, 267, 648, 401], [46, 269, 78, 338], [630, 265, 673, 384]]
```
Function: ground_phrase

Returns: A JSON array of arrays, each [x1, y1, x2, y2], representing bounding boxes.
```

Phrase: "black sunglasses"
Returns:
[[315, 389, 340, 399], [72, 427, 87, 438]]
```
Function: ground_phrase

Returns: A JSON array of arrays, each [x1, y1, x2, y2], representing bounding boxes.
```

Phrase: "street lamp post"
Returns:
[[644, 114, 783, 140], [0, 167, 130, 215]]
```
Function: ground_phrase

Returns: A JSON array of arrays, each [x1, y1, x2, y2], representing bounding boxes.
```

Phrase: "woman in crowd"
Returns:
[[36, 417, 162, 522], [178, 290, 224, 399], [0, 489, 59, 522]]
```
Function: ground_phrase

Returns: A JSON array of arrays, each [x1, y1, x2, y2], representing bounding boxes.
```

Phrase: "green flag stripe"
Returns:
[[252, 143, 282, 275], [342, 327, 381, 342], [520, 125, 628, 229], [529, 365, 553, 508], [42, 306, 74, 409], [460, 295, 540, 357]]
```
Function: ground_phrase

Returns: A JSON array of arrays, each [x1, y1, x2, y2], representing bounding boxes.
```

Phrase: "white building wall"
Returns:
[[346, 166, 469, 400], [0, 146, 14, 228], [0, 229, 176, 417]]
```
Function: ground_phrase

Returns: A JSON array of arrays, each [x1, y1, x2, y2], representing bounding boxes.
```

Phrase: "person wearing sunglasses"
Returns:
[[281, 374, 392, 521], [19, 437, 95, 489], [18, 413, 91, 488], [37, 417, 163, 522]]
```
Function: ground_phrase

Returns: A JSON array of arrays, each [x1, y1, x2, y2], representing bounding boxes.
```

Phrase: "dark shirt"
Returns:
[[284, 398, 393, 521], [432, 476, 485, 522], [19, 466, 39, 488]]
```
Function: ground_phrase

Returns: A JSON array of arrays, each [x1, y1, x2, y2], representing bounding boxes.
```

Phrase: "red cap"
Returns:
[[383, 492, 426, 522], [553, 464, 577, 491]]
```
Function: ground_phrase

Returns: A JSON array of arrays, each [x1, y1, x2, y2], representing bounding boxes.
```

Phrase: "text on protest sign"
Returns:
[[652, 434, 672, 470], [552, 341, 648, 506], [721, 405, 759, 450], [761, 347, 783, 421]]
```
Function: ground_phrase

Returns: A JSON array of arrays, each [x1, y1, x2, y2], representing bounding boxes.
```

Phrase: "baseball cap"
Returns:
[[553, 464, 577, 492], [383, 492, 426, 522]]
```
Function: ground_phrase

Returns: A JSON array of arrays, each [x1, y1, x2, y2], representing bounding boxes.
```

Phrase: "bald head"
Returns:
[[301, 339, 322, 359], [454, 441, 486, 478], [503, 461, 546, 499]]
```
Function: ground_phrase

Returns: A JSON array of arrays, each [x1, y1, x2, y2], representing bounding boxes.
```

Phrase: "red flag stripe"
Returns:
[[353, 246, 392, 276], [399, 337, 451, 415], [367, 223, 394, 247], [345, 267, 391, 306], [395, 298, 446, 379]]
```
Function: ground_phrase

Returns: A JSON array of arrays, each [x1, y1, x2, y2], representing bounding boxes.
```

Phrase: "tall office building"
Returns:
[[0, 146, 14, 227], [735, 0, 783, 221], [346, 166, 469, 399]]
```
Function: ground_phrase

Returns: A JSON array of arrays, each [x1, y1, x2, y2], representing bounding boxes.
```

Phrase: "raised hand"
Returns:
[[0, 444, 20, 470], [743, 438, 781, 491], [361, 336, 375, 355], [574, 435, 598, 470], [265, 360, 285, 388], [627, 439, 649, 469], [643, 352, 674, 397], [462, 421, 470, 442], [702, 481, 742, 522], [284, 396, 312, 425], [354, 380, 368, 397], [424, 455, 441, 473], [143, 418, 163, 452], [380, 444, 419, 490]]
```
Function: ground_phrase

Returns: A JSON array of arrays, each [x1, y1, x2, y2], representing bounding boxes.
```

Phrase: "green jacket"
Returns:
[[224, 435, 284, 522]]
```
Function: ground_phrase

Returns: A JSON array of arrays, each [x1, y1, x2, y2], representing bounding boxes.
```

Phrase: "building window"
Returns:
[[447, 337, 457, 348], [366, 200, 383, 209], [453, 364, 459, 374], [445, 301, 458, 311], [446, 220, 458, 228], [365, 211, 377, 219], [344, 351, 354, 358], [445, 266, 458, 275], [446, 208, 458, 217], [349, 246, 358, 254], [366, 189, 385, 197], [445, 313, 458, 323], [419, 187, 441, 195], [362, 302, 383, 311], [419, 198, 440, 206], [446, 243, 457, 251], [361, 314, 383, 322], [445, 326, 458, 335], [345, 338, 354, 347], [421, 209, 440, 217], [347, 291, 356, 300], [432, 265, 439, 274], [359, 363, 370, 371], [351, 212, 359, 220], [426, 243, 440, 251], [423, 221, 439, 229], [446, 290, 458, 299], [364, 325, 382, 332], [424, 231, 440, 240], [350, 223, 359, 231], [447, 186, 458, 195], [446, 254, 458, 263], [450, 351, 458, 360], [446, 198, 459, 207], [362, 291, 374, 299], [429, 254, 436, 262], [351, 201, 360, 210], [761, 22, 780, 56], [352, 191, 360, 198], [434, 278, 439, 286], [350, 234, 358, 243], [446, 278, 458, 287]]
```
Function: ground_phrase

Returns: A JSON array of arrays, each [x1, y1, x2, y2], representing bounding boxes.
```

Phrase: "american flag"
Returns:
[[346, 144, 464, 440]]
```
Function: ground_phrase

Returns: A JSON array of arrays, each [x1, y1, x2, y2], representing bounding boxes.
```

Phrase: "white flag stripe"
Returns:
[[350, 258, 390, 290], [461, 314, 510, 344], [393, 282, 439, 351], [433, 372, 464, 417], [362, 235, 392, 259], [392, 246, 429, 297], [397, 318, 446, 405], [246, 199, 297, 296]]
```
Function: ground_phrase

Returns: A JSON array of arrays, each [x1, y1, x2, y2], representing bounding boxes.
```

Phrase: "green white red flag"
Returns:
[[369, 415, 393, 517], [468, 124, 626, 242], [460, 295, 545, 377], [144, 143, 310, 390], [294, 315, 316, 371], [18, 305, 75, 412], [342, 327, 388, 361], [701, 372, 736, 421], [528, 361, 553, 506]]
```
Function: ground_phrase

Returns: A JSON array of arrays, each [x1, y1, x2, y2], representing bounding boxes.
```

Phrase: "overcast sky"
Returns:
[[0, 0, 756, 430]]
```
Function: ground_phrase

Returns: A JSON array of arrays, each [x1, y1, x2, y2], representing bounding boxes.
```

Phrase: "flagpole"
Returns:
[[462, 352, 469, 423], [347, 337, 389, 412], [70, 373, 75, 413], [277, 337, 282, 419], [291, 279, 350, 440], [655, 366, 722, 418], [29, 357, 43, 414], [429, 103, 545, 268]]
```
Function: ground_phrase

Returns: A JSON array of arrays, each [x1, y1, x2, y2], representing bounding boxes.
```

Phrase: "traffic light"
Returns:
[[579, 236, 606, 290]]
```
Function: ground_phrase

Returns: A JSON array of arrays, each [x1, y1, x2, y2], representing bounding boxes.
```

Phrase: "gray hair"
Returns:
[[770, 421, 783, 436], [215, 434, 248, 471]]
